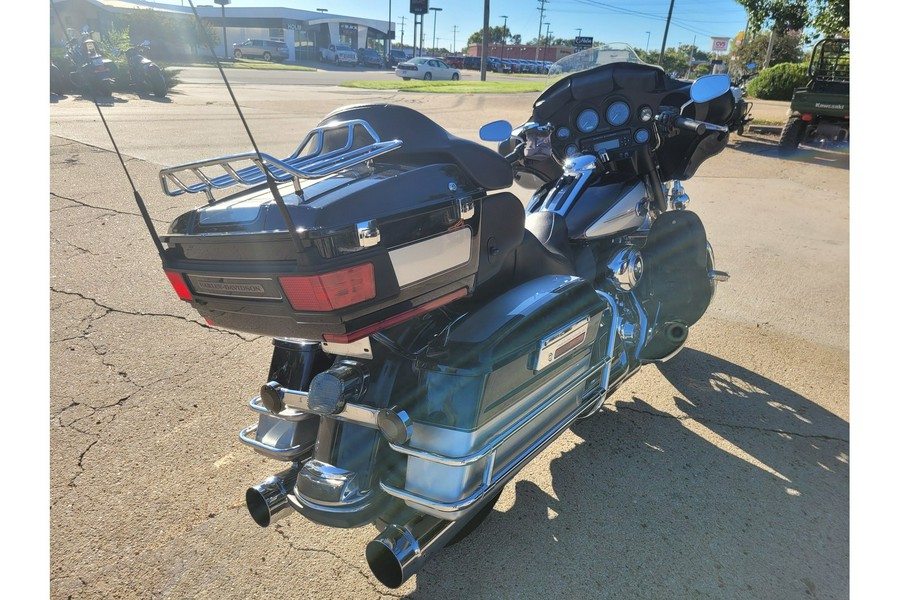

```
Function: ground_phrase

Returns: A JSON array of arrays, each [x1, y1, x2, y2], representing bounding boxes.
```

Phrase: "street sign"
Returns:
[[711, 36, 730, 53], [574, 36, 593, 46], [410, 0, 429, 15]]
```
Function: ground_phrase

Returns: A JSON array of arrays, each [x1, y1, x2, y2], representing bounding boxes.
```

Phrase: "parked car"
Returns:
[[395, 57, 460, 81], [232, 39, 289, 62], [357, 48, 384, 68], [463, 56, 481, 70], [319, 44, 358, 66], [389, 49, 411, 66], [444, 56, 465, 69]]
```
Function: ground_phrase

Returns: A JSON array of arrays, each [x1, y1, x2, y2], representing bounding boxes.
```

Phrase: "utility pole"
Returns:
[[500, 15, 508, 61], [430, 7, 442, 56], [384, 0, 392, 63], [452, 25, 459, 54], [542, 22, 550, 62], [658, 0, 675, 67], [480, 0, 489, 81], [537, 0, 548, 56], [399, 15, 406, 48], [686, 33, 696, 78], [645, 31, 651, 53]]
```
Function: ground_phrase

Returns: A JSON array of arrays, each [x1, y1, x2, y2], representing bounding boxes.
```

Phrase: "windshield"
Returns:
[[548, 43, 648, 79]]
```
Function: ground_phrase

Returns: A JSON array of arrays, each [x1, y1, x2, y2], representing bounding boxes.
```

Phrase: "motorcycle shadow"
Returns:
[[730, 133, 849, 170], [406, 349, 848, 598], [131, 91, 174, 103]]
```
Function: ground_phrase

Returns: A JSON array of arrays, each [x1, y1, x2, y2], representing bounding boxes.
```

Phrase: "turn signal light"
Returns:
[[279, 264, 376, 312], [165, 271, 193, 301]]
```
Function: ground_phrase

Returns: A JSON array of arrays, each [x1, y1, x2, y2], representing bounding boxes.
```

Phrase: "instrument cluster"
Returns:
[[552, 97, 659, 163]]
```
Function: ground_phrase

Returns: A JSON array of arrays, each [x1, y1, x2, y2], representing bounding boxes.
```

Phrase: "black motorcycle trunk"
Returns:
[[161, 161, 496, 341]]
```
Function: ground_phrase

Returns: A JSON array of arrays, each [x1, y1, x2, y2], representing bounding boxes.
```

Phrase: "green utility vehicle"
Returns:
[[778, 37, 849, 156]]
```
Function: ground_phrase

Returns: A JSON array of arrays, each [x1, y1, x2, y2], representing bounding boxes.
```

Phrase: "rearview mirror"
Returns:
[[690, 74, 731, 104], [479, 120, 513, 142]]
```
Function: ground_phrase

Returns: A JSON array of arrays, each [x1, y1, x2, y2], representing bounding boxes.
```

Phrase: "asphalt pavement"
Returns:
[[48, 73, 847, 599]]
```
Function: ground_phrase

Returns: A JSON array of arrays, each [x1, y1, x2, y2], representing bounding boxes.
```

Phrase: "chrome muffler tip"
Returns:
[[365, 525, 419, 589], [245, 465, 300, 528]]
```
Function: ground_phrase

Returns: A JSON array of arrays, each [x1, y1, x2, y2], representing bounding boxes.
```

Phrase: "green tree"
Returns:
[[730, 29, 803, 71], [467, 25, 512, 46], [737, 0, 848, 39]]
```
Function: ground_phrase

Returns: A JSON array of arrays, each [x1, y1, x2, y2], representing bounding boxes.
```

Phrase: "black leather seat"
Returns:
[[318, 104, 514, 191]]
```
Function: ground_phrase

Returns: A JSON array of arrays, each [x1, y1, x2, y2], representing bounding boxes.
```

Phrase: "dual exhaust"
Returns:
[[245, 470, 493, 589]]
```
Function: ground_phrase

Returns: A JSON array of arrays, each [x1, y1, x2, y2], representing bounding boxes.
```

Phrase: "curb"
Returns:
[[748, 124, 783, 134]]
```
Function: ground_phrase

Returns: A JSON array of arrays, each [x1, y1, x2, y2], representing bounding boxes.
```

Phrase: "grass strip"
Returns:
[[340, 80, 545, 93]]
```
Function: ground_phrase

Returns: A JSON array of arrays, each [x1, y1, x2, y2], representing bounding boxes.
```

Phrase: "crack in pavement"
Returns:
[[615, 403, 849, 444], [50, 191, 168, 225], [271, 525, 404, 598], [50, 287, 255, 341]]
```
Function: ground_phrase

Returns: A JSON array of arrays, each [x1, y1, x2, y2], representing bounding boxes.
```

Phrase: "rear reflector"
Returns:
[[165, 271, 193, 301], [279, 263, 376, 312], [324, 287, 468, 344]]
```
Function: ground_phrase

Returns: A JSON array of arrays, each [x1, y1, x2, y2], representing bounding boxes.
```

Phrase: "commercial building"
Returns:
[[49, 0, 394, 63]]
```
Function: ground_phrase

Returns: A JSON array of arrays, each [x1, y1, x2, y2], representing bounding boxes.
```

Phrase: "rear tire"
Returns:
[[778, 117, 806, 157], [150, 69, 167, 97], [50, 64, 66, 95]]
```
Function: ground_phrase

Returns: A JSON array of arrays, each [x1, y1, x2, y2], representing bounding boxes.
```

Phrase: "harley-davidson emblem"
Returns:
[[188, 275, 279, 298]]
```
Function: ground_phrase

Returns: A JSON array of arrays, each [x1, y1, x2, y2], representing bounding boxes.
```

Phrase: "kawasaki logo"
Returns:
[[815, 102, 846, 110]]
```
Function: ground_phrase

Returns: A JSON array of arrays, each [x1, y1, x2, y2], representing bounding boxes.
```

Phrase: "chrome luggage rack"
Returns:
[[158, 119, 402, 202]]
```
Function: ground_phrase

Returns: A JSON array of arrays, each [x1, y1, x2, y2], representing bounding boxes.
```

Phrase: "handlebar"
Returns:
[[657, 111, 730, 137]]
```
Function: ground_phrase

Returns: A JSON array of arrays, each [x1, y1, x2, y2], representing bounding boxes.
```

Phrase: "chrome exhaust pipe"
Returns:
[[245, 464, 300, 527], [365, 499, 495, 589]]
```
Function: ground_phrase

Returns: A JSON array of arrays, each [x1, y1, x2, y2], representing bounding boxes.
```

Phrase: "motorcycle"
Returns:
[[64, 33, 117, 96], [729, 72, 755, 136], [125, 42, 167, 98], [132, 43, 735, 588]]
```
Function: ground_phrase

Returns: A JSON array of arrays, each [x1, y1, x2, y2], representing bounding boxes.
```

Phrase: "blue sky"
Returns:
[[159, 1, 750, 54]]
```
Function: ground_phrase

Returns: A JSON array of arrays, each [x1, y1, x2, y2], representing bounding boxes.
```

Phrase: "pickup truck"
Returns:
[[319, 44, 358, 66]]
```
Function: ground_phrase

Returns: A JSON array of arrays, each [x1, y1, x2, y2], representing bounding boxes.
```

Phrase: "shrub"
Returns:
[[746, 62, 807, 100]]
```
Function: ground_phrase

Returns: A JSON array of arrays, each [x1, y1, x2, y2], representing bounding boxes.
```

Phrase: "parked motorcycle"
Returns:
[[126, 42, 167, 98], [134, 43, 735, 589], [64, 33, 117, 96], [729, 72, 755, 136]]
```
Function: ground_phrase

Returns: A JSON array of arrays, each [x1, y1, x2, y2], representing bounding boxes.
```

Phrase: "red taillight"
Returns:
[[324, 287, 468, 344], [165, 271, 193, 301], [279, 264, 376, 312]]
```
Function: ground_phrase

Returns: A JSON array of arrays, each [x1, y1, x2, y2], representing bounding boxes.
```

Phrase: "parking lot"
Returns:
[[49, 70, 849, 599]]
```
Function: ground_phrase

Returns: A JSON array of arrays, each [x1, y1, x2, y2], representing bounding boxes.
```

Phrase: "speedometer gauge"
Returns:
[[606, 101, 630, 126], [576, 109, 600, 133]]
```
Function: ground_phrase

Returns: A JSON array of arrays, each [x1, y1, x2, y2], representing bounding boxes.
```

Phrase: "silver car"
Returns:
[[232, 39, 289, 62]]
